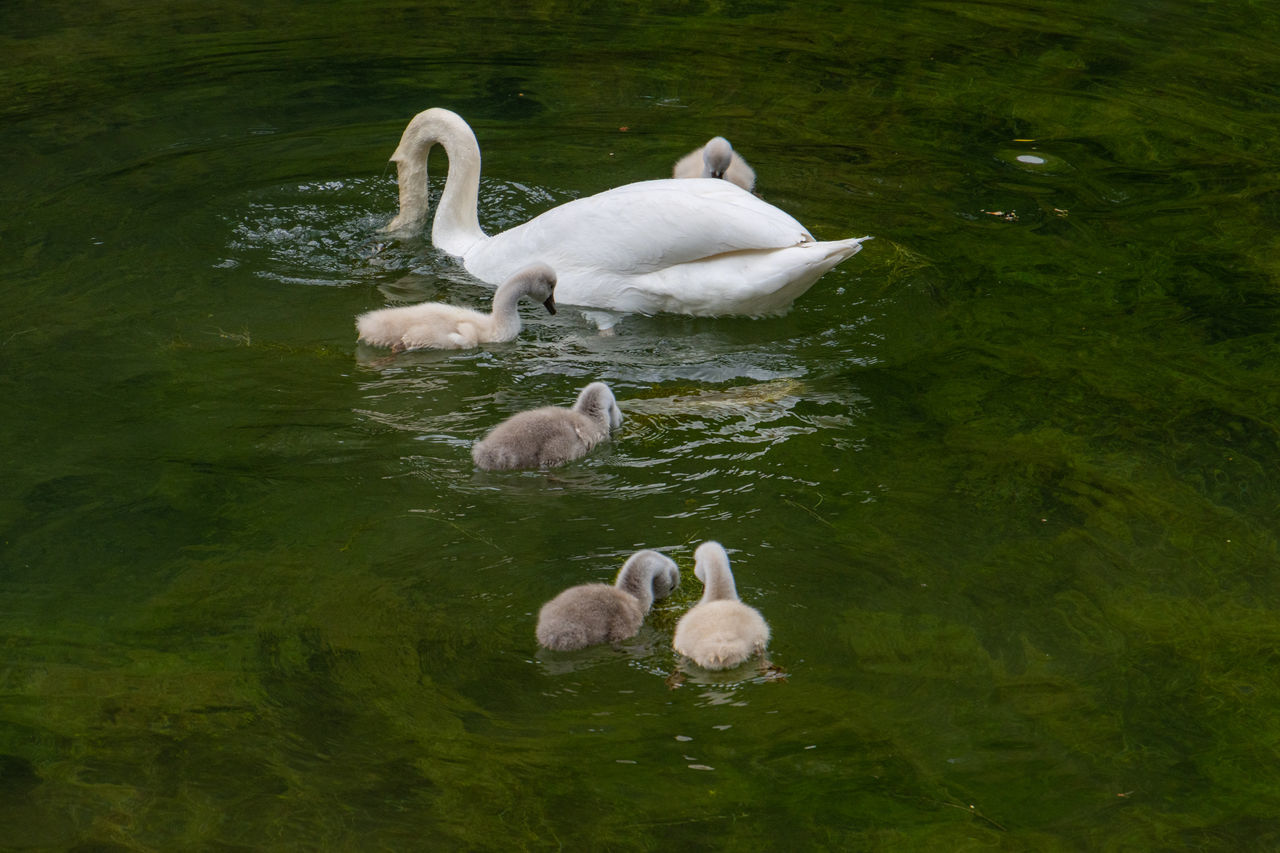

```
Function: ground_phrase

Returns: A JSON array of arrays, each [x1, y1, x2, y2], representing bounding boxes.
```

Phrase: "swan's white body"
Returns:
[[385, 108, 870, 317], [673, 136, 756, 192], [356, 263, 556, 351], [673, 541, 770, 670], [536, 550, 680, 651], [472, 381, 623, 470]]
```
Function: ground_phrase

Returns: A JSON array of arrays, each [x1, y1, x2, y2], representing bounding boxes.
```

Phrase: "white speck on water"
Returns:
[[1017, 154, 1046, 165]]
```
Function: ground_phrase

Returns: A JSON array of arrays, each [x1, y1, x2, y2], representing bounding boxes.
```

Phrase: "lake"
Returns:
[[2, 0, 1279, 849]]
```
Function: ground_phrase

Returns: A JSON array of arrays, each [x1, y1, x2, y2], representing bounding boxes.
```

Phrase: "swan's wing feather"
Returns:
[[467, 179, 812, 282]]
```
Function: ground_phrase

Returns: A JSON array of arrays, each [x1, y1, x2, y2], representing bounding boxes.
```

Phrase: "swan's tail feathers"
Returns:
[[471, 441, 515, 471], [536, 624, 590, 652], [692, 635, 753, 669], [794, 235, 871, 281], [824, 234, 873, 260]]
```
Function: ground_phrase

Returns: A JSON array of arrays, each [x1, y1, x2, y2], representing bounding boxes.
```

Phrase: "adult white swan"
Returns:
[[384, 108, 871, 317]]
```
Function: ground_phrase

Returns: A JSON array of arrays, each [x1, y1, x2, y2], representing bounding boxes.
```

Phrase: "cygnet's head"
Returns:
[[693, 540, 730, 584], [512, 263, 558, 315], [702, 137, 735, 179], [577, 381, 623, 429], [623, 550, 681, 599], [651, 554, 680, 598]]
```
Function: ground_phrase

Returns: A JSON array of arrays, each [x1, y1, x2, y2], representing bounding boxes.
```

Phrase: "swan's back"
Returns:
[[672, 599, 770, 669], [471, 407, 592, 470], [536, 549, 679, 651], [472, 382, 621, 470], [356, 302, 488, 351], [464, 179, 810, 284], [536, 585, 644, 651]]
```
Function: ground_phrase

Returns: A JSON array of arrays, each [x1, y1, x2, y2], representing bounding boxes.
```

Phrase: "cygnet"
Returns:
[[536, 550, 681, 650], [672, 136, 756, 192], [356, 263, 556, 351], [472, 381, 622, 470], [672, 541, 770, 669]]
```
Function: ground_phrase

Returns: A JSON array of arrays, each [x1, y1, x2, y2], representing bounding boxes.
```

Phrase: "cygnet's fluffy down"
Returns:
[[356, 263, 556, 351], [472, 381, 623, 470], [536, 550, 680, 650], [673, 136, 756, 192], [672, 541, 770, 670]]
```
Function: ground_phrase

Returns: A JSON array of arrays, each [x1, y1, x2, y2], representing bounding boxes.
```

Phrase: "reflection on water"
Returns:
[[225, 175, 582, 292], [225, 176, 397, 286]]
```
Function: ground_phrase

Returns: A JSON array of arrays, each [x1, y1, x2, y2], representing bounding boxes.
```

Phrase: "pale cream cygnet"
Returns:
[[356, 263, 556, 352], [672, 541, 770, 669], [536, 550, 681, 651], [472, 381, 622, 470], [673, 136, 756, 192]]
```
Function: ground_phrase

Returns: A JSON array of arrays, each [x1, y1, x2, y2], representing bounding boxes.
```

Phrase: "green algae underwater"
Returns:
[[2, 0, 1280, 849]]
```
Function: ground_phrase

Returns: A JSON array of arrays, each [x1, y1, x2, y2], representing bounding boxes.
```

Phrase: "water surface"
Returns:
[[2, 0, 1280, 849]]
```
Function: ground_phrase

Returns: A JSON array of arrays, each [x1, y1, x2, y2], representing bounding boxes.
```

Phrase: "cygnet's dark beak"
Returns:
[[543, 296, 557, 315], [711, 169, 725, 179]]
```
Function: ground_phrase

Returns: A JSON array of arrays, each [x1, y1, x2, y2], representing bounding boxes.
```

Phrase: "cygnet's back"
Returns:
[[356, 263, 556, 351], [536, 550, 680, 651], [472, 381, 623, 470], [672, 136, 756, 192], [672, 541, 770, 669]]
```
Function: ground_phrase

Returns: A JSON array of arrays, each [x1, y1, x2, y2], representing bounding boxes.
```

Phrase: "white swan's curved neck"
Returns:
[[386, 108, 486, 256]]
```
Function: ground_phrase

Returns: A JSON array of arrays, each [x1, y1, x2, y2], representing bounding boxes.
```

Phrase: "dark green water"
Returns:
[[3, 0, 1280, 849]]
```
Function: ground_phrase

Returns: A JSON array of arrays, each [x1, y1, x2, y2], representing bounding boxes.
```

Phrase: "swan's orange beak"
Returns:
[[543, 296, 557, 315]]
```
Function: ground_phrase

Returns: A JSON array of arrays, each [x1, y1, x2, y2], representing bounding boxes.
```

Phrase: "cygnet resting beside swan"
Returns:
[[472, 381, 623, 470], [356, 263, 556, 351], [536, 550, 680, 650], [672, 541, 770, 670], [673, 136, 756, 192], [384, 108, 870, 318]]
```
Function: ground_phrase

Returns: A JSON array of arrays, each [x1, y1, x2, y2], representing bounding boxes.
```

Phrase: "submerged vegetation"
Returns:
[[1, 0, 1279, 849]]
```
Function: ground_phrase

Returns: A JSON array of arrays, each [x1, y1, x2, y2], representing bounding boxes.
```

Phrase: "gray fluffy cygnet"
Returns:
[[356, 263, 556, 352], [672, 136, 756, 192], [471, 381, 622, 470], [672, 541, 770, 670], [536, 550, 681, 651]]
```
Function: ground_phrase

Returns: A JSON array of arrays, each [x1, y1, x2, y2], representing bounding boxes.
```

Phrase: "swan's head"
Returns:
[[511, 263, 558, 315], [606, 395, 623, 430], [652, 553, 681, 599], [577, 381, 623, 430], [702, 137, 735, 180], [693, 541, 730, 585], [625, 550, 680, 599]]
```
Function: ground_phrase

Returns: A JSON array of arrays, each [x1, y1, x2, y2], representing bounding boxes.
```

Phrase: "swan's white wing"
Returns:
[[463, 178, 813, 283], [607, 238, 871, 316]]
